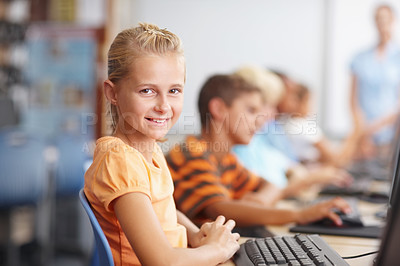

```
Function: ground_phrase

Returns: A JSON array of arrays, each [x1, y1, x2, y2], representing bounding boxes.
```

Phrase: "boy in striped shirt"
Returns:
[[166, 73, 351, 237]]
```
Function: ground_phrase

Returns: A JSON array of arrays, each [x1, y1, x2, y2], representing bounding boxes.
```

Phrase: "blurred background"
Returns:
[[0, 0, 399, 265]]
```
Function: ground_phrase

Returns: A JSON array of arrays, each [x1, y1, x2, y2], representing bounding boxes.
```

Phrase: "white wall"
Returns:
[[116, 0, 325, 138]]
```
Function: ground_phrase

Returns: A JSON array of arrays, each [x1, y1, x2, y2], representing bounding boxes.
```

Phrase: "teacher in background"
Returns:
[[347, 4, 400, 161]]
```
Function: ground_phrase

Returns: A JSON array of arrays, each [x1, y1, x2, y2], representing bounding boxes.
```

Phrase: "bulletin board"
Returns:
[[23, 24, 104, 140]]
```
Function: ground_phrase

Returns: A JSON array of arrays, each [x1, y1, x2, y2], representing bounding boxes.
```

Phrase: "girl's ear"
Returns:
[[104, 80, 118, 105], [208, 97, 228, 122]]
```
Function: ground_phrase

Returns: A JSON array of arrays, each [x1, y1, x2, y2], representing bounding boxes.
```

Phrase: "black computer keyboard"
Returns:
[[319, 178, 372, 197], [233, 234, 349, 266]]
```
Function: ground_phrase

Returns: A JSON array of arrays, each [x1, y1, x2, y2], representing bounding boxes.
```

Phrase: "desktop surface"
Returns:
[[227, 198, 384, 266]]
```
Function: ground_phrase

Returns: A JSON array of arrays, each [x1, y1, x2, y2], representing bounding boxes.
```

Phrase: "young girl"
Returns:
[[84, 23, 240, 266]]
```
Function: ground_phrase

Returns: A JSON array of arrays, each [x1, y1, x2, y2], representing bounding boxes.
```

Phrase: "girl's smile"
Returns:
[[106, 53, 185, 147], [145, 117, 171, 126]]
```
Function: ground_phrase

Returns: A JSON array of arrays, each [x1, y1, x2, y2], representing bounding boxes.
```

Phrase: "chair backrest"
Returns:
[[55, 134, 91, 196], [79, 189, 114, 266]]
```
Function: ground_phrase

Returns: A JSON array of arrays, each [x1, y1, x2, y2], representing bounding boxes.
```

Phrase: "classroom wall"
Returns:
[[112, 0, 400, 142]]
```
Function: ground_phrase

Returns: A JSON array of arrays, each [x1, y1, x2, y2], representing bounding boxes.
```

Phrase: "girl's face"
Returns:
[[114, 54, 185, 142]]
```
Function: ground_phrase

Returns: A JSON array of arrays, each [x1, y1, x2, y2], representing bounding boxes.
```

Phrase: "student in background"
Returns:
[[166, 73, 351, 238], [84, 23, 240, 266], [280, 83, 349, 167], [232, 66, 352, 197], [280, 83, 323, 164], [267, 70, 300, 161], [348, 4, 400, 161]]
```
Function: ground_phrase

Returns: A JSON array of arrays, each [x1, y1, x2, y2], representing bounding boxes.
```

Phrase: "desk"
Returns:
[[224, 198, 385, 266]]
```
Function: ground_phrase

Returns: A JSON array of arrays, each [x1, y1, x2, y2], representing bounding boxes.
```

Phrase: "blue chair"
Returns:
[[55, 133, 92, 196], [78, 188, 114, 266]]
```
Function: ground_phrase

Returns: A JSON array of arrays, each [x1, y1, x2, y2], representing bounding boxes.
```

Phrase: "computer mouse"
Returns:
[[313, 211, 364, 228], [337, 213, 364, 227]]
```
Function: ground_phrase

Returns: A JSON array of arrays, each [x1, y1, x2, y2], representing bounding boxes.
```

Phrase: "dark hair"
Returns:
[[197, 74, 260, 129]]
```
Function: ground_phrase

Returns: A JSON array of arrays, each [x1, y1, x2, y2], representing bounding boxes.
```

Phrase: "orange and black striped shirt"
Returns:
[[166, 135, 263, 222]]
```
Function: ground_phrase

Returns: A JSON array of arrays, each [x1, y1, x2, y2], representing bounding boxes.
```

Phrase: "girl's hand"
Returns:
[[188, 222, 211, 248], [198, 216, 240, 263], [296, 197, 352, 226]]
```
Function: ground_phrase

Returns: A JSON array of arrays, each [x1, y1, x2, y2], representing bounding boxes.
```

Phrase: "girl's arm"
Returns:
[[176, 210, 202, 248], [114, 192, 240, 266]]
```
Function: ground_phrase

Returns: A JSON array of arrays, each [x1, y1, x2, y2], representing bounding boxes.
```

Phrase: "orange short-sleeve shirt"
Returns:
[[84, 136, 187, 266]]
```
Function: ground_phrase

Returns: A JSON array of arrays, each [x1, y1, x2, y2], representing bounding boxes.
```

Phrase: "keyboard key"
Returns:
[[255, 240, 276, 264], [299, 258, 314, 265], [313, 255, 326, 265]]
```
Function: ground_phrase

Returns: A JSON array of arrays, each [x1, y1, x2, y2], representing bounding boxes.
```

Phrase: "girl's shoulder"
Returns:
[[96, 135, 125, 146], [94, 136, 141, 161], [95, 136, 124, 152]]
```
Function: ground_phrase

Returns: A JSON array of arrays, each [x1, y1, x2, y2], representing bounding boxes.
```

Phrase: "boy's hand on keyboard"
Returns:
[[197, 216, 240, 262], [296, 197, 352, 226]]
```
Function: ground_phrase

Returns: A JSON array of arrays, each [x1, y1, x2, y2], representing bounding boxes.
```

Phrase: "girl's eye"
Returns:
[[140, 88, 154, 94], [170, 88, 182, 94]]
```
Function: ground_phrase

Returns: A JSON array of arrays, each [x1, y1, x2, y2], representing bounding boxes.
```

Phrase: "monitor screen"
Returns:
[[375, 185, 400, 265], [375, 137, 400, 265], [388, 140, 400, 208]]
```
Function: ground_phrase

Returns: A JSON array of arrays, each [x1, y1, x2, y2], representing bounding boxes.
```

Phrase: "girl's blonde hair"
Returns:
[[106, 22, 184, 132], [234, 65, 284, 107]]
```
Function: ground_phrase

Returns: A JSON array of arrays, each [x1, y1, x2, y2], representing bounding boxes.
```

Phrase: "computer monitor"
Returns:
[[375, 127, 400, 218], [374, 138, 400, 265], [387, 139, 400, 209]]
